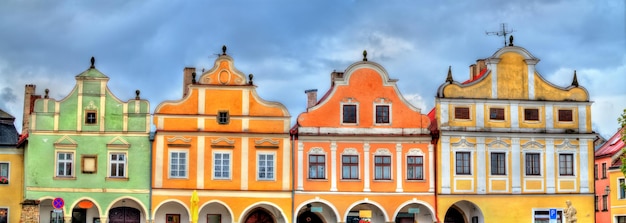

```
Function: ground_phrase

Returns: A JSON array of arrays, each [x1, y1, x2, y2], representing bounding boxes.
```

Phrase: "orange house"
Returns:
[[291, 52, 436, 223], [152, 46, 292, 223]]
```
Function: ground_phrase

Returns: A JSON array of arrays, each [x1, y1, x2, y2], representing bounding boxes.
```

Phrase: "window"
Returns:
[[454, 107, 470, 119], [207, 214, 221, 223], [524, 108, 539, 121], [595, 196, 599, 212], [169, 151, 187, 178], [559, 154, 574, 176], [489, 108, 505, 120], [109, 153, 126, 178], [407, 156, 423, 180], [0, 208, 7, 223], [0, 163, 8, 184], [455, 152, 471, 175], [214, 152, 230, 179], [374, 156, 391, 180], [595, 164, 598, 180], [166, 214, 181, 223], [57, 152, 73, 177], [558, 109, 573, 122], [525, 153, 541, 176], [490, 152, 506, 175], [602, 163, 607, 179], [603, 195, 608, 211], [342, 155, 359, 179], [308, 154, 325, 179], [620, 179, 626, 199], [343, 105, 357, 124], [533, 210, 562, 223], [217, 111, 229, 124], [258, 154, 274, 180], [85, 111, 97, 124], [618, 216, 626, 223], [375, 105, 390, 124]]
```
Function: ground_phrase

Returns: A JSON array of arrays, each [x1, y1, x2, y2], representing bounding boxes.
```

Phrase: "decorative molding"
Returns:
[[487, 137, 510, 149], [374, 97, 390, 103], [308, 147, 325, 155], [556, 139, 578, 151], [342, 148, 358, 155], [107, 136, 130, 149], [254, 138, 279, 145], [373, 148, 392, 156], [210, 137, 234, 145], [341, 97, 358, 103], [85, 100, 97, 110], [167, 136, 192, 143], [451, 136, 475, 148], [521, 138, 544, 150], [407, 148, 425, 156], [54, 135, 78, 148]]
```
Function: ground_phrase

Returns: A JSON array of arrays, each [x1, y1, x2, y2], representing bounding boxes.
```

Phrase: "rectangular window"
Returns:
[[342, 155, 359, 179], [375, 105, 390, 123], [258, 154, 274, 180], [407, 156, 424, 180], [109, 153, 126, 178], [166, 214, 180, 223], [57, 152, 73, 177], [620, 179, 626, 199], [454, 107, 470, 120], [490, 152, 506, 175], [603, 195, 608, 211], [217, 111, 229, 124], [489, 108, 505, 120], [308, 154, 325, 179], [343, 105, 357, 124], [595, 196, 599, 212], [602, 163, 607, 179], [213, 152, 230, 179], [618, 216, 626, 223], [533, 210, 562, 223], [455, 152, 471, 175], [0, 163, 8, 184], [374, 156, 391, 180], [524, 108, 539, 121], [0, 208, 7, 223], [85, 111, 97, 124], [595, 164, 598, 180], [207, 214, 221, 223], [558, 109, 573, 122], [169, 151, 187, 178], [525, 153, 541, 176], [559, 154, 574, 176]]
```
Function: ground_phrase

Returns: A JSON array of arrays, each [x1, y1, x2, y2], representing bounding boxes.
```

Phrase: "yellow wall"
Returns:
[[0, 149, 24, 223]]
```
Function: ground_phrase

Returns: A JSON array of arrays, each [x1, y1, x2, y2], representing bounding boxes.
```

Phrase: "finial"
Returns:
[[362, 50, 368, 61], [571, 70, 579, 87], [135, 90, 140, 100], [191, 72, 197, 84], [508, 35, 514, 46], [446, 66, 453, 83], [248, 73, 254, 85], [201, 68, 205, 73], [90, 57, 95, 68], [44, 88, 49, 99], [222, 45, 227, 55]]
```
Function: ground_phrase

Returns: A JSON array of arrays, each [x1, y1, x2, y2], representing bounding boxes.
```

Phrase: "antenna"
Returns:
[[486, 23, 515, 47]]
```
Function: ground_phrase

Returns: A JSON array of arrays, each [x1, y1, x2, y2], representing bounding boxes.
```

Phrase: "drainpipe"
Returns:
[[291, 133, 296, 223], [149, 131, 154, 223], [432, 131, 441, 223]]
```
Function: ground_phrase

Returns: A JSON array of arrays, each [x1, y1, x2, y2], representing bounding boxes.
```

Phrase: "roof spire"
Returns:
[[571, 70, 579, 87], [508, 35, 514, 46], [135, 90, 140, 100], [90, 57, 95, 68], [362, 50, 368, 61], [222, 45, 227, 55], [446, 66, 453, 83]]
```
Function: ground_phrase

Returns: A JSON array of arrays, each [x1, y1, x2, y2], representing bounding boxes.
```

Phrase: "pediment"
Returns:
[[107, 136, 130, 149], [54, 135, 77, 148]]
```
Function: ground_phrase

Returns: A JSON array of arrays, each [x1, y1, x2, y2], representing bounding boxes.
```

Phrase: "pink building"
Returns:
[[594, 127, 625, 223]]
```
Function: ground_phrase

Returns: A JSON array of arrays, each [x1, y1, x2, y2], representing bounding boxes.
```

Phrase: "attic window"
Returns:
[[85, 111, 97, 124], [558, 109, 573, 122], [217, 111, 229, 125], [454, 107, 470, 120], [489, 108, 505, 120], [524, 109, 539, 121]]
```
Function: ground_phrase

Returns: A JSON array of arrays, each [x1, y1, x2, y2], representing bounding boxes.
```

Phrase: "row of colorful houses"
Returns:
[[0, 39, 610, 223]]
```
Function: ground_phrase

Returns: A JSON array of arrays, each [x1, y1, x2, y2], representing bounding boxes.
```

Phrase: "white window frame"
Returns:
[[108, 152, 128, 178], [453, 150, 473, 176], [557, 152, 575, 176], [373, 103, 392, 125], [55, 151, 75, 177], [0, 162, 9, 185], [341, 148, 360, 180], [307, 148, 326, 180], [257, 152, 276, 181], [340, 102, 359, 125], [212, 151, 232, 180], [489, 151, 507, 176], [523, 151, 543, 177], [169, 150, 188, 179]]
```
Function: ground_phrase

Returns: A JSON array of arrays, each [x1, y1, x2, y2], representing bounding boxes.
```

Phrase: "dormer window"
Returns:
[[217, 111, 229, 124], [342, 104, 357, 124], [85, 111, 97, 124]]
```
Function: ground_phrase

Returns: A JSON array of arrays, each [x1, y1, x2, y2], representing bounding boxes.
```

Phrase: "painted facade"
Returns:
[[0, 109, 23, 223], [152, 47, 292, 223], [434, 41, 595, 223], [23, 58, 151, 223], [595, 128, 625, 223], [291, 53, 436, 223]]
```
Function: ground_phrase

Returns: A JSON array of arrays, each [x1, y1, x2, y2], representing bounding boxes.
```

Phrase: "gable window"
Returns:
[[375, 105, 390, 124], [109, 153, 126, 178], [85, 111, 97, 124], [213, 152, 230, 179], [407, 156, 423, 180], [308, 154, 325, 179], [559, 154, 574, 176], [343, 104, 357, 124], [258, 153, 275, 180], [524, 108, 539, 121], [489, 108, 505, 120], [169, 151, 187, 178], [0, 163, 8, 184], [455, 152, 471, 175], [525, 153, 541, 176], [490, 152, 506, 175], [558, 109, 573, 122], [602, 163, 607, 179], [217, 111, 229, 124], [620, 178, 626, 199], [57, 152, 74, 177], [374, 156, 391, 180], [454, 107, 470, 120], [342, 155, 359, 179]]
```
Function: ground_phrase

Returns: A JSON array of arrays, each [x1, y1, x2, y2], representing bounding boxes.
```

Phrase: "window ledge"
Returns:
[[373, 179, 393, 182], [340, 179, 361, 182], [212, 178, 232, 181], [406, 179, 426, 182], [106, 177, 129, 181], [307, 179, 328, 182], [257, 179, 276, 182], [54, 176, 76, 180]]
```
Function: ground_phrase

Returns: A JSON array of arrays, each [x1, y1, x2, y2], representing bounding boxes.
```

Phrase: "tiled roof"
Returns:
[[0, 123, 18, 146], [595, 127, 625, 158], [461, 67, 488, 84]]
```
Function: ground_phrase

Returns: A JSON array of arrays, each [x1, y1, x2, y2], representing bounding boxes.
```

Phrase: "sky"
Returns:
[[0, 0, 624, 139]]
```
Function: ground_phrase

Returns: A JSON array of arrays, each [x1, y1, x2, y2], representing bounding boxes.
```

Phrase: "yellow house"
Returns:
[[434, 38, 594, 223], [152, 46, 292, 223], [0, 109, 24, 223]]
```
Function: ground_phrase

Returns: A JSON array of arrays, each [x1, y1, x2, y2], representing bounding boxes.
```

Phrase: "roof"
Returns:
[[461, 67, 488, 84], [76, 67, 108, 79], [0, 109, 15, 119], [595, 127, 625, 158], [0, 123, 18, 146]]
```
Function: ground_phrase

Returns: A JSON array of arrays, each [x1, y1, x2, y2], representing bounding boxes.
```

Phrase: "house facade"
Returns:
[[595, 127, 626, 223], [434, 40, 595, 222], [291, 53, 436, 223], [151, 47, 292, 223], [22, 58, 151, 223], [0, 109, 23, 223]]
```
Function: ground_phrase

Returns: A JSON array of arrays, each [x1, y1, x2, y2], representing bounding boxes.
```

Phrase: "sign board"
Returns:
[[311, 206, 323, 213], [408, 208, 420, 214], [549, 209, 557, 219], [52, 198, 64, 209], [53, 209, 63, 213], [359, 210, 372, 218]]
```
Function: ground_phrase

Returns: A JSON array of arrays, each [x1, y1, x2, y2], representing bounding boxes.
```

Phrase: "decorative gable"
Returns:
[[54, 135, 78, 149], [107, 136, 130, 149]]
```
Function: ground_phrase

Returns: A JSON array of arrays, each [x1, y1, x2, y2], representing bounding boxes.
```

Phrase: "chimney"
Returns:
[[183, 67, 196, 98], [469, 64, 476, 80], [305, 89, 318, 110], [475, 59, 486, 78], [330, 71, 344, 87], [22, 84, 40, 135]]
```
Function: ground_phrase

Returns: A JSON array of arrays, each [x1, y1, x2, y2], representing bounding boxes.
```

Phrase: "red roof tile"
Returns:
[[595, 127, 625, 158]]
